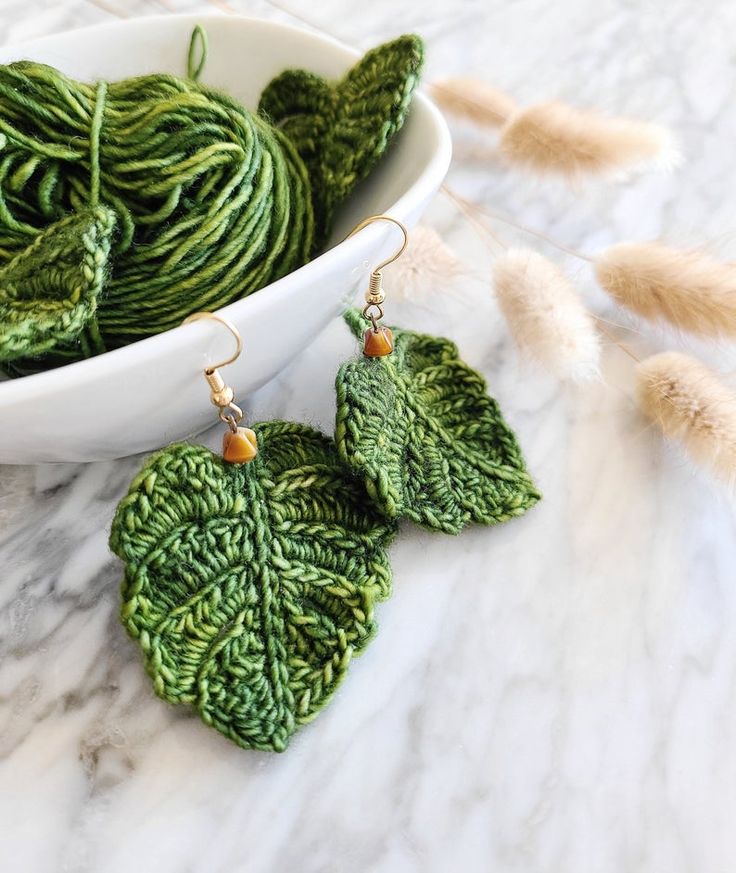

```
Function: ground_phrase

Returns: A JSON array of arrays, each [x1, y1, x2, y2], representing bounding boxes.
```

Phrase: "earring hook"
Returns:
[[180, 311, 258, 463], [346, 214, 408, 273], [345, 214, 408, 357], [182, 310, 243, 373]]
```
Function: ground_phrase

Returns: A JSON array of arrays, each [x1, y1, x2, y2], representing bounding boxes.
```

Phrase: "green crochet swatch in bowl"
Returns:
[[0, 207, 115, 362], [335, 310, 541, 534], [259, 34, 424, 248], [109, 421, 395, 752]]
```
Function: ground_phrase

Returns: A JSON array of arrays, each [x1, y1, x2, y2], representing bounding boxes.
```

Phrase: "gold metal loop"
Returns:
[[219, 403, 243, 432], [346, 214, 408, 273], [182, 310, 243, 374], [362, 302, 384, 329]]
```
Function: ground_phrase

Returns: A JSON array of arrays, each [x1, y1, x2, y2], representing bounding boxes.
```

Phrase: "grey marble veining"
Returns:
[[1, 1, 736, 871]]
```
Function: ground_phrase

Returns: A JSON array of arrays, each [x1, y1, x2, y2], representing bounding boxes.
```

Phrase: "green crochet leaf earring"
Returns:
[[335, 215, 541, 534], [109, 312, 395, 752]]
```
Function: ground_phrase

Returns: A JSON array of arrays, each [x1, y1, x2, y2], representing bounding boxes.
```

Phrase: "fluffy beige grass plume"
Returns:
[[431, 79, 516, 126], [383, 225, 468, 301], [493, 248, 600, 381], [596, 242, 736, 337], [500, 101, 678, 178], [637, 351, 736, 481]]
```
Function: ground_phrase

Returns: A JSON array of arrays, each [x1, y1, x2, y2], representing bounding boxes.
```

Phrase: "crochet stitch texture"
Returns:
[[0, 33, 423, 369], [259, 34, 424, 248], [0, 207, 115, 362], [335, 310, 541, 533], [109, 421, 396, 752]]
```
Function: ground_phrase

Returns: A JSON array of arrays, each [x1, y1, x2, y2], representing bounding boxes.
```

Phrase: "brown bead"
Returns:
[[363, 326, 394, 357], [222, 427, 258, 464]]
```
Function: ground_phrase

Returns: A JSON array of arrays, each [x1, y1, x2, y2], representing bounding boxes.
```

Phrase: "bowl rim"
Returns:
[[0, 14, 452, 404]]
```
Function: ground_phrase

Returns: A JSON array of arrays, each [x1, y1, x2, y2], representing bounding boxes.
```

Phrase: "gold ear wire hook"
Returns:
[[182, 311, 244, 429], [346, 214, 409, 273], [182, 310, 243, 373], [345, 214, 408, 357]]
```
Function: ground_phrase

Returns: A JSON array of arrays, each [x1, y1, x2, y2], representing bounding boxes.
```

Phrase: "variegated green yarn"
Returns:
[[0, 31, 423, 372], [109, 421, 395, 752], [0, 53, 310, 370]]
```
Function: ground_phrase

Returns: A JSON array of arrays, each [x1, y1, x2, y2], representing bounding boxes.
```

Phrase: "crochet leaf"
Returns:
[[259, 34, 424, 246], [109, 421, 395, 753], [336, 311, 541, 533], [0, 207, 115, 362]]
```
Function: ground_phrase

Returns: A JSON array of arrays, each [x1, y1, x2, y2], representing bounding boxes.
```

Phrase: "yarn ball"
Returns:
[[109, 420, 396, 752], [0, 32, 423, 372], [335, 309, 541, 533]]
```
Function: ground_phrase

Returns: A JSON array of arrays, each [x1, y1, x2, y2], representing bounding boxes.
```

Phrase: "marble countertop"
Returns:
[[2, 1, 736, 871]]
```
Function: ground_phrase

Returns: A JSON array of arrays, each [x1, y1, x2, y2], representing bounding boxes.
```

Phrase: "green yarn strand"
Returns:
[[187, 24, 209, 83]]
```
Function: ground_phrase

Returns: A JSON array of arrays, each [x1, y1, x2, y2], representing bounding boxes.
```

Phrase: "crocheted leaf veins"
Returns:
[[259, 34, 424, 247], [109, 421, 395, 752], [0, 207, 114, 362], [335, 310, 541, 534]]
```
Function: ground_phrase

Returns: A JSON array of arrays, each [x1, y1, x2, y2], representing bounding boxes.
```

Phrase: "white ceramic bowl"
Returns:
[[0, 14, 450, 464]]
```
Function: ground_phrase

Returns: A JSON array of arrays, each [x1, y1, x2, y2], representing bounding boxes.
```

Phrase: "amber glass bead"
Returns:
[[223, 427, 258, 463], [363, 326, 394, 357]]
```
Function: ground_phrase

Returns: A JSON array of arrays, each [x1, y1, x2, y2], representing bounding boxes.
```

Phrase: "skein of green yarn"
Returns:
[[0, 36, 310, 360], [0, 28, 424, 371]]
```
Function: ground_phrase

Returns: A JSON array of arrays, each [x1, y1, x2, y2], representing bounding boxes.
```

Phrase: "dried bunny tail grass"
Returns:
[[595, 242, 736, 337], [493, 248, 600, 381], [637, 352, 736, 481], [430, 78, 516, 126], [383, 225, 469, 301], [499, 101, 680, 178]]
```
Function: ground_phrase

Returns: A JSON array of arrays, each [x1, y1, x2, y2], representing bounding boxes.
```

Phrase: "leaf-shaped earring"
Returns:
[[109, 312, 395, 752], [0, 207, 115, 369], [259, 35, 424, 248], [335, 215, 541, 535]]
